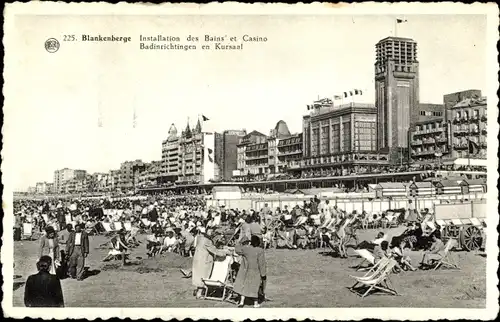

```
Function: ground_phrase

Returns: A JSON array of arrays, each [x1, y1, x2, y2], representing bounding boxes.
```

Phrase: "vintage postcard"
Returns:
[[2, 1, 499, 320]]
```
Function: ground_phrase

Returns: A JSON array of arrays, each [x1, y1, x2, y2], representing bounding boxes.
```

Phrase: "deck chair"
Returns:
[[114, 221, 123, 231], [387, 215, 398, 228], [201, 255, 234, 302], [425, 221, 437, 233], [22, 223, 34, 240], [85, 223, 99, 235], [436, 219, 447, 228], [124, 222, 132, 231], [141, 218, 151, 227], [320, 218, 332, 229], [353, 249, 375, 271], [102, 239, 128, 264], [101, 222, 114, 233], [421, 214, 432, 223], [433, 239, 460, 270], [348, 259, 398, 298], [350, 257, 390, 280], [450, 218, 462, 226]]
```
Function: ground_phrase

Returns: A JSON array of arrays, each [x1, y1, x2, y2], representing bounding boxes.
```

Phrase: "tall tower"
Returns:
[[375, 37, 419, 158]]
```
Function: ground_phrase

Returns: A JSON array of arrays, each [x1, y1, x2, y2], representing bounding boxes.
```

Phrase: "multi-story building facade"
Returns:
[[137, 161, 162, 188], [277, 133, 303, 172], [177, 122, 205, 184], [220, 130, 247, 180], [410, 119, 450, 164], [158, 119, 219, 185], [301, 102, 389, 176], [375, 37, 420, 160], [448, 96, 488, 162], [160, 124, 180, 183], [417, 103, 445, 123], [91, 172, 110, 192], [236, 130, 268, 178], [108, 170, 120, 191], [235, 121, 304, 179], [118, 160, 146, 191], [443, 89, 482, 115], [53, 168, 87, 193], [409, 95, 487, 166], [214, 132, 224, 181], [35, 182, 51, 194]]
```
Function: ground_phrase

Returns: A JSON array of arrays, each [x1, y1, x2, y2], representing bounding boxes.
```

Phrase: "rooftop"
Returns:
[[377, 36, 416, 43]]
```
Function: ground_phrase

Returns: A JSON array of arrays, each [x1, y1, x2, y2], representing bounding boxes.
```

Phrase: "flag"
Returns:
[[354, 89, 363, 95], [344, 92, 352, 98], [397, 18, 407, 23], [208, 148, 213, 154], [202, 115, 209, 121], [208, 155, 214, 163], [350, 91, 353, 96], [334, 95, 342, 100]]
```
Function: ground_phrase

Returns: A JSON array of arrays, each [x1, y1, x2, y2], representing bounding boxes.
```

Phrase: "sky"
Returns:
[[5, 13, 488, 190]]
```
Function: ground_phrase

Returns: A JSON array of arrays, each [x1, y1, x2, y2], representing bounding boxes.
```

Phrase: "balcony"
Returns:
[[412, 150, 439, 156], [453, 143, 469, 150], [411, 140, 423, 146], [481, 129, 487, 135], [278, 149, 303, 157], [245, 154, 268, 161], [422, 138, 435, 145]]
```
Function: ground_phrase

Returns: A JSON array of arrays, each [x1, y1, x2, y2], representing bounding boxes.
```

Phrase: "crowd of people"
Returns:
[[16, 192, 450, 307]]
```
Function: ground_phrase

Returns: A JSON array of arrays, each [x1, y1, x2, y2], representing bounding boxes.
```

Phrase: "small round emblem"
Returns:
[[45, 38, 60, 53]]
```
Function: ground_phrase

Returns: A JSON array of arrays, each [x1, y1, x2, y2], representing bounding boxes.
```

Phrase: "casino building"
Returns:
[[300, 102, 390, 177]]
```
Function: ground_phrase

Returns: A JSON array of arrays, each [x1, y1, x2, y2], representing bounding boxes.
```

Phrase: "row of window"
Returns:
[[419, 111, 443, 117]]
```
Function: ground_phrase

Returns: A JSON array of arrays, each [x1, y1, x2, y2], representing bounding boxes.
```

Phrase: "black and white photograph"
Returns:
[[2, 2, 498, 320]]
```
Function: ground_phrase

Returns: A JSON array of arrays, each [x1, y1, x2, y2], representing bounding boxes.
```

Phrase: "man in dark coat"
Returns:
[[65, 224, 89, 281], [24, 255, 64, 307]]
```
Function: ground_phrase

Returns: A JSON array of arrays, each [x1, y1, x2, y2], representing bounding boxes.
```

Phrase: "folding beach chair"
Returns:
[[353, 249, 375, 271], [425, 221, 437, 234], [101, 222, 115, 234], [433, 238, 460, 270], [141, 218, 151, 228], [348, 259, 398, 298], [124, 222, 132, 231], [469, 218, 482, 227], [201, 255, 234, 302], [386, 215, 398, 228], [22, 223, 34, 240], [114, 221, 123, 231], [350, 257, 390, 280], [435, 219, 447, 229], [86, 222, 99, 235]]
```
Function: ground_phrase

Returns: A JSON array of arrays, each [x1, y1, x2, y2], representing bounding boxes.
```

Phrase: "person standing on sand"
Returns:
[[233, 235, 267, 308], [65, 224, 89, 281], [191, 227, 231, 298]]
